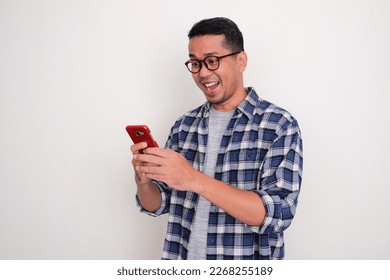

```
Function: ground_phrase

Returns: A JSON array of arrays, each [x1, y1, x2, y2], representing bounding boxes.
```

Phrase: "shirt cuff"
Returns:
[[135, 181, 169, 217], [245, 190, 285, 234]]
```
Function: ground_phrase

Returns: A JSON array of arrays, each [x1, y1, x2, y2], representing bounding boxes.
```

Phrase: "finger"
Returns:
[[130, 142, 148, 155], [134, 153, 165, 166], [133, 158, 159, 169], [136, 164, 164, 177], [143, 147, 172, 158]]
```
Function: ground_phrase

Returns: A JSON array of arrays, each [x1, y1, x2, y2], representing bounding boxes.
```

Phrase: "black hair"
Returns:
[[188, 17, 244, 52]]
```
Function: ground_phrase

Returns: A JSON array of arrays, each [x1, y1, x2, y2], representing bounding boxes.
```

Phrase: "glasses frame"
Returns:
[[184, 51, 241, 74]]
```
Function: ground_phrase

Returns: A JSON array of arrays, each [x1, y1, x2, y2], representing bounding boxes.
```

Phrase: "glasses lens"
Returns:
[[204, 56, 219, 70], [187, 59, 201, 73]]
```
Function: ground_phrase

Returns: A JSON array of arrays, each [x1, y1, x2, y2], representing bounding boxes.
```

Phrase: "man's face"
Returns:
[[188, 34, 247, 111]]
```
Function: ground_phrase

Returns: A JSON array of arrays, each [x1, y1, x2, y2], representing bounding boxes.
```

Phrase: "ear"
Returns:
[[238, 51, 248, 72]]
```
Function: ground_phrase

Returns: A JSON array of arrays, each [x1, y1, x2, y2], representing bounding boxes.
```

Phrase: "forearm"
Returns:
[[134, 149, 266, 225], [136, 181, 162, 212], [191, 170, 266, 226]]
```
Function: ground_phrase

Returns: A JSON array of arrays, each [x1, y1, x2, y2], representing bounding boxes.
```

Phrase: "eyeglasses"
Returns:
[[184, 51, 241, 74]]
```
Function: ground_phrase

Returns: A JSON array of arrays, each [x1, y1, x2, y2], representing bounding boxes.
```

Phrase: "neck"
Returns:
[[212, 87, 247, 112]]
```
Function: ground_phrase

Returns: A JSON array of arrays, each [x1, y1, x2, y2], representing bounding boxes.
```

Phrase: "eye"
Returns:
[[206, 57, 218, 66], [190, 60, 201, 68]]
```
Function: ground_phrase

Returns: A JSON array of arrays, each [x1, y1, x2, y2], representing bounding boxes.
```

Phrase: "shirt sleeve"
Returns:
[[135, 180, 171, 217], [248, 118, 303, 234]]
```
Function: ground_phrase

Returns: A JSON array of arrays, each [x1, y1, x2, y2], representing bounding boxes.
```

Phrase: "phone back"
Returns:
[[126, 125, 158, 148]]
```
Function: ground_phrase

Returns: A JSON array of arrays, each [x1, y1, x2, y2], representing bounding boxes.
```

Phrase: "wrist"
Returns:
[[188, 169, 207, 194]]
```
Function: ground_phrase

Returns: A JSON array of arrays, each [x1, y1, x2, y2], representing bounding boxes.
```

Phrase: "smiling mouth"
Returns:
[[203, 81, 220, 93], [204, 81, 219, 88]]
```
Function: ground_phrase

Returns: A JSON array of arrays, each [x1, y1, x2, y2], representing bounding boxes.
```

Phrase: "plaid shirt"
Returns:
[[137, 88, 303, 260]]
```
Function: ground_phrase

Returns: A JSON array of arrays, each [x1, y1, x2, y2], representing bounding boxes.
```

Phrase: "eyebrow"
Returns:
[[189, 52, 219, 59]]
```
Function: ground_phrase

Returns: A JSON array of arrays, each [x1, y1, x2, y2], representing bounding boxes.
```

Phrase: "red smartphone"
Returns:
[[126, 125, 159, 151]]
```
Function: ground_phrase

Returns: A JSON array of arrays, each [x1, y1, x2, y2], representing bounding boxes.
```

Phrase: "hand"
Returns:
[[130, 142, 163, 211], [133, 147, 199, 191], [130, 142, 154, 186]]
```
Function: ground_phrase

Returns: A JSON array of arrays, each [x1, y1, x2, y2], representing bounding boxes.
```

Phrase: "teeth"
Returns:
[[204, 82, 218, 88]]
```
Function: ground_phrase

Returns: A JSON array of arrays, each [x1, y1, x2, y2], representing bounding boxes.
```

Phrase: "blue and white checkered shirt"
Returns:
[[137, 88, 303, 260]]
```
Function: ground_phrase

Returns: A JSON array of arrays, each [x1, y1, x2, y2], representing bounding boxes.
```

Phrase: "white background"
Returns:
[[1, 0, 389, 259]]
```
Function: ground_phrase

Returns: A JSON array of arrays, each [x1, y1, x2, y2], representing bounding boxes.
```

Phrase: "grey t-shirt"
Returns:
[[187, 106, 234, 260]]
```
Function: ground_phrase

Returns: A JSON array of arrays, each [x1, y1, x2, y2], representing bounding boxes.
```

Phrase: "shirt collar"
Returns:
[[237, 87, 259, 119]]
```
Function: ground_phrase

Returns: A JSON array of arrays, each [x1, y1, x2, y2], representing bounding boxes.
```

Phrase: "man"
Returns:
[[131, 17, 303, 260]]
